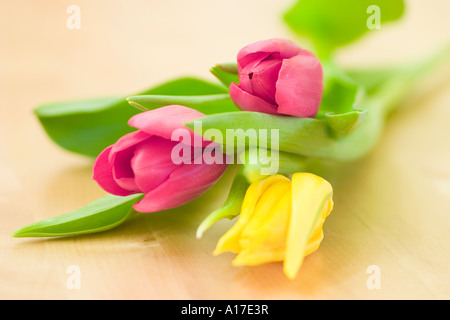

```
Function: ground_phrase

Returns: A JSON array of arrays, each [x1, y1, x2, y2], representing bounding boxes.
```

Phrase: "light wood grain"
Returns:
[[0, 0, 449, 299]]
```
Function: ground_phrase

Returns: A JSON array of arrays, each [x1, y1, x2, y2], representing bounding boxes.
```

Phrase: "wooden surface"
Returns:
[[1, 0, 449, 300]]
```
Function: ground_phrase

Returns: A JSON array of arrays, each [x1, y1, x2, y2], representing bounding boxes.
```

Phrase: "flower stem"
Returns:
[[196, 166, 249, 239]]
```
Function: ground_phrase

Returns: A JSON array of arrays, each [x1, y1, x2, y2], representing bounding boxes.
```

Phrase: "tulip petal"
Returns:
[[237, 52, 271, 72], [238, 59, 259, 94], [214, 178, 262, 254], [133, 160, 227, 213], [109, 130, 151, 161], [229, 83, 278, 115], [128, 105, 210, 147], [233, 248, 285, 266], [240, 58, 283, 105], [92, 146, 135, 196], [304, 198, 334, 256], [112, 147, 140, 191], [109, 130, 150, 192], [233, 181, 291, 266], [284, 173, 333, 280], [275, 53, 323, 117], [130, 136, 181, 193], [214, 175, 290, 255], [237, 38, 301, 69], [239, 181, 291, 252]]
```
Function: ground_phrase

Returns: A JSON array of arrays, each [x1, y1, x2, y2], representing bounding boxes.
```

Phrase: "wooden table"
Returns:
[[1, 0, 449, 299]]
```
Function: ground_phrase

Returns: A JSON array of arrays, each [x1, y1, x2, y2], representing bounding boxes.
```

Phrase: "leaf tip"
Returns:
[[127, 100, 148, 112], [11, 226, 30, 238], [196, 225, 205, 239], [215, 63, 238, 74]]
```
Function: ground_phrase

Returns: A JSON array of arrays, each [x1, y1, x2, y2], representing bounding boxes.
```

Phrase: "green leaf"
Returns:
[[12, 194, 143, 238], [284, 0, 405, 57], [215, 63, 238, 74], [210, 63, 239, 88], [317, 64, 368, 138], [126, 94, 233, 112], [324, 110, 368, 138], [186, 111, 377, 162], [35, 77, 236, 158], [319, 64, 362, 116]]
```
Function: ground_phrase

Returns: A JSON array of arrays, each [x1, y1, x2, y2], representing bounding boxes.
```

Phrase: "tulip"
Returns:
[[214, 173, 333, 279], [93, 105, 228, 213], [229, 38, 323, 118]]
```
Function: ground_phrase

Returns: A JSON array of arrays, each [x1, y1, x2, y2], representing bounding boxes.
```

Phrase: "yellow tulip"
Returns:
[[214, 173, 333, 279]]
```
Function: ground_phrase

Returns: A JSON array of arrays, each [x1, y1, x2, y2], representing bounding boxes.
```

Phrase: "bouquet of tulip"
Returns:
[[12, 0, 448, 279]]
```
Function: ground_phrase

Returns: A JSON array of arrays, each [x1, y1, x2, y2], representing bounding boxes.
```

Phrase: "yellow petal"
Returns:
[[239, 181, 290, 250], [236, 181, 291, 265], [284, 173, 333, 280], [214, 174, 289, 255], [232, 248, 285, 266], [304, 198, 334, 256]]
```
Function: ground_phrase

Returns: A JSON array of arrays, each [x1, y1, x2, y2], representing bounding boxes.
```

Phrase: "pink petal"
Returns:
[[109, 130, 150, 192], [92, 146, 134, 196], [229, 83, 278, 115], [237, 38, 301, 70], [237, 52, 272, 73], [275, 53, 323, 117], [112, 147, 141, 192], [131, 136, 181, 193], [240, 58, 282, 105], [108, 130, 150, 161], [133, 161, 228, 213], [238, 59, 259, 95], [128, 105, 210, 147]]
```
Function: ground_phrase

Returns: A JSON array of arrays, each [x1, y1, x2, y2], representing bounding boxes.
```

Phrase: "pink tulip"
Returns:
[[93, 105, 228, 213], [229, 38, 323, 118]]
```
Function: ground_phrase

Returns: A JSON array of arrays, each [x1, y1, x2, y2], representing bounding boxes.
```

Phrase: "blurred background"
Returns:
[[0, 0, 449, 299]]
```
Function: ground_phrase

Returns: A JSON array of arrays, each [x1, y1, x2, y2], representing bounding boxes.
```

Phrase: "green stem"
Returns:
[[196, 166, 249, 239], [375, 44, 450, 117], [240, 148, 309, 183], [339, 45, 450, 160]]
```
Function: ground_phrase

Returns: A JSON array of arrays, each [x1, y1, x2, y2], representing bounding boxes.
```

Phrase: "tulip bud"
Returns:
[[214, 173, 333, 279], [230, 38, 323, 118], [93, 105, 228, 213]]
